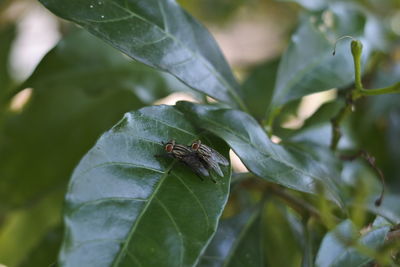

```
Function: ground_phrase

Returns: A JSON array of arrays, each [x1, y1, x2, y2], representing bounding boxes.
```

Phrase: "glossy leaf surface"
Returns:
[[0, 30, 177, 211], [198, 207, 263, 267], [38, 0, 245, 109], [315, 217, 390, 267], [59, 105, 231, 266], [176, 102, 343, 206]]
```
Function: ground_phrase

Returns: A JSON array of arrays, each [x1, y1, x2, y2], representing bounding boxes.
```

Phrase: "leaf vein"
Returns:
[[68, 197, 147, 214], [138, 112, 196, 137], [155, 196, 184, 267], [111, 161, 174, 266], [173, 173, 210, 232], [76, 161, 164, 180], [101, 0, 242, 107]]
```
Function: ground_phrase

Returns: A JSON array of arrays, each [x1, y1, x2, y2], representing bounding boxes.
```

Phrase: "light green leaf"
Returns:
[[271, 3, 378, 110], [315, 218, 390, 267], [59, 105, 231, 267], [272, 19, 352, 108], [176, 102, 344, 206], [38, 0, 245, 109]]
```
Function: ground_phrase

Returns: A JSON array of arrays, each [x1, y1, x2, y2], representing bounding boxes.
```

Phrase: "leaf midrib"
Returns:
[[111, 160, 173, 266]]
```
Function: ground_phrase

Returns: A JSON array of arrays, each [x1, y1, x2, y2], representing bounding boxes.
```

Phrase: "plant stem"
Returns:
[[351, 40, 363, 91], [355, 82, 400, 98], [330, 100, 352, 151], [340, 150, 385, 206], [330, 40, 399, 150]]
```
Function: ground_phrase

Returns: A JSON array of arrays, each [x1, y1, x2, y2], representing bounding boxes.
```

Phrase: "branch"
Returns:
[[340, 149, 385, 206], [330, 39, 400, 150], [267, 184, 322, 220]]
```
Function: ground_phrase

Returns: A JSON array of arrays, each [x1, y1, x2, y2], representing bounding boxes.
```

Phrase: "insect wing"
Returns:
[[171, 144, 192, 160], [181, 153, 210, 177], [209, 148, 229, 166], [198, 144, 229, 166], [206, 159, 224, 177]]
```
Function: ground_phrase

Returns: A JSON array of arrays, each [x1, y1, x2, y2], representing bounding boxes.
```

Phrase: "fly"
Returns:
[[161, 140, 212, 182], [190, 140, 229, 177]]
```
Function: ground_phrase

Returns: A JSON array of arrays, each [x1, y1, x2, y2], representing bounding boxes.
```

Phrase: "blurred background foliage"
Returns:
[[0, 0, 399, 266]]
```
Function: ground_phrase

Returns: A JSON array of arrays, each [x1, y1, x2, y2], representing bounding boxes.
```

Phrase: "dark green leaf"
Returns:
[[198, 206, 263, 267], [301, 221, 315, 267], [38, 0, 246, 109], [315, 217, 391, 267], [0, 189, 63, 267], [0, 23, 16, 99], [0, 30, 176, 211], [263, 201, 302, 267], [19, 224, 63, 267], [241, 58, 279, 121], [59, 105, 231, 266], [176, 102, 344, 206]]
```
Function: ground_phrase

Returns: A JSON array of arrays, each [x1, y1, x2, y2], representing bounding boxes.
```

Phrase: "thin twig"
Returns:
[[340, 150, 385, 206], [267, 184, 322, 220]]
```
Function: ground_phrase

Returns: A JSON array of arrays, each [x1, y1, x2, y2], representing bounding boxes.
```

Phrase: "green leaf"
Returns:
[[350, 63, 400, 183], [277, 0, 327, 10], [198, 206, 263, 267], [59, 105, 231, 266], [315, 218, 391, 267], [0, 189, 63, 267], [38, 0, 246, 109], [271, 3, 377, 110], [18, 224, 63, 267], [367, 194, 400, 225], [241, 58, 279, 121], [278, 100, 347, 147], [0, 23, 16, 100], [0, 30, 176, 211], [301, 221, 315, 267], [176, 102, 344, 206], [263, 201, 302, 267], [272, 20, 351, 108]]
